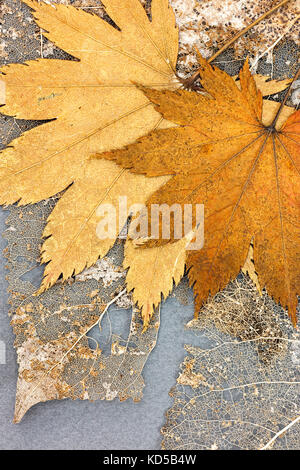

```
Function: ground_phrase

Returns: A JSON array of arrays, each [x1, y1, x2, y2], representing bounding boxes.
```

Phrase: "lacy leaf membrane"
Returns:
[[4, 200, 159, 422], [161, 277, 300, 450]]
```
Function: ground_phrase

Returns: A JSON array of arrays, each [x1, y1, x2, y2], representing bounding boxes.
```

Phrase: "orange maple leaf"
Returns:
[[97, 57, 300, 325]]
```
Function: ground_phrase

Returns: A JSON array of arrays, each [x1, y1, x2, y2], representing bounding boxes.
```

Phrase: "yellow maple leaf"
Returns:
[[0, 0, 178, 288]]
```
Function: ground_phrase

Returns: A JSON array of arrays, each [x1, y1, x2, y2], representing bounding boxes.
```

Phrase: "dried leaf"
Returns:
[[98, 57, 299, 324], [121, 74, 292, 323], [161, 276, 300, 450], [124, 235, 188, 327], [39, 159, 170, 291], [237, 74, 292, 96]]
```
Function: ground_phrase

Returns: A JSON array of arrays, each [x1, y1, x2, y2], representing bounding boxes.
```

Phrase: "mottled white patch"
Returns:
[[76, 258, 125, 287], [102, 382, 118, 400], [291, 80, 300, 106]]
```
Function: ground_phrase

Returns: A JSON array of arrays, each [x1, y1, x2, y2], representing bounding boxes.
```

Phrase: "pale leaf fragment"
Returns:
[[124, 235, 188, 326]]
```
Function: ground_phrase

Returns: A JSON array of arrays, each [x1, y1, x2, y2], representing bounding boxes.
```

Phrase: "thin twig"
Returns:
[[40, 28, 43, 58]]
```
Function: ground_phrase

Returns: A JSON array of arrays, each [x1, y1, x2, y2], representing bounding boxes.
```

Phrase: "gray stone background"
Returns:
[[0, 0, 299, 450]]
